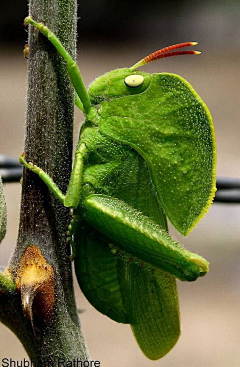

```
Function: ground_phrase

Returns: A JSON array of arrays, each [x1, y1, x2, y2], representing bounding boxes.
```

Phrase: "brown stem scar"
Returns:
[[16, 246, 55, 331]]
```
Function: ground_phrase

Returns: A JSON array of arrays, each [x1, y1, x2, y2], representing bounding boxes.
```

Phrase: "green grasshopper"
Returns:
[[21, 16, 216, 360]]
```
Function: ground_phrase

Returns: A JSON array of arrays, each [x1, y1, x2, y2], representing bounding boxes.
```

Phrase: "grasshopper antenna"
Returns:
[[131, 42, 201, 70]]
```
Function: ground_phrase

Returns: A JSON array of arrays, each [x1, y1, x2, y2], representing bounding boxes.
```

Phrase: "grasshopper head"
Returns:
[[88, 68, 152, 104], [88, 42, 200, 105]]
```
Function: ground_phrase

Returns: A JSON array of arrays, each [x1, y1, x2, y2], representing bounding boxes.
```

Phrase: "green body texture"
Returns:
[[21, 16, 216, 360]]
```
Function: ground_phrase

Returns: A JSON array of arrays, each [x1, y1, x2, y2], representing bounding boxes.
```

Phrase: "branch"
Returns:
[[0, 0, 89, 362]]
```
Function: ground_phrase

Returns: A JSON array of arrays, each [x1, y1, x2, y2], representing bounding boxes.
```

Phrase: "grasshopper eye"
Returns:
[[124, 75, 144, 88]]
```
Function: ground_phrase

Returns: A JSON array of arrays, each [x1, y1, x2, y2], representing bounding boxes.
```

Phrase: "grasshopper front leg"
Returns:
[[20, 142, 88, 208], [24, 16, 91, 115], [19, 153, 65, 204]]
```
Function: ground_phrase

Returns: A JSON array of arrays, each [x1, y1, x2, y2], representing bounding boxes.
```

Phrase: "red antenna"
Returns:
[[131, 42, 200, 70]]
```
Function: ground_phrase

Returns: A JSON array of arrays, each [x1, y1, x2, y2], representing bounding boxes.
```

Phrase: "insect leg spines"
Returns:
[[24, 16, 91, 115], [66, 216, 79, 260]]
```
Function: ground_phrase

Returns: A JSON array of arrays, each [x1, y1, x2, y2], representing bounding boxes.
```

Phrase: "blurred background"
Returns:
[[1, 0, 240, 366]]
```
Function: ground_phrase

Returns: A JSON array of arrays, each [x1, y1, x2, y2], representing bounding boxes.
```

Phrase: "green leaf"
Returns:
[[0, 176, 7, 244], [98, 72, 216, 235]]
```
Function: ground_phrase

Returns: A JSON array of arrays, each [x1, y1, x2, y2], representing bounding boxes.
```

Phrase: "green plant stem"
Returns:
[[0, 0, 89, 362]]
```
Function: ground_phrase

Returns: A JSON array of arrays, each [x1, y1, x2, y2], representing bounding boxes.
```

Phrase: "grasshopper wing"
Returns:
[[119, 258, 180, 360], [74, 225, 130, 323]]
